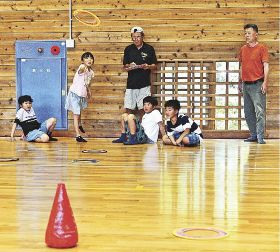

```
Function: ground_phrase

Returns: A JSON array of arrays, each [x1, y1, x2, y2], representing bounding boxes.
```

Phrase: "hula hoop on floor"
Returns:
[[73, 9, 101, 27], [173, 227, 229, 240], [82, 149, 107, 153], [0, 157, 19, 162], [72, 159, 99, 163]]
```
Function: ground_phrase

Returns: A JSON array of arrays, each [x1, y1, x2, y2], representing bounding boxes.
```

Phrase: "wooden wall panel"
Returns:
[[0, 0, 279, 138]]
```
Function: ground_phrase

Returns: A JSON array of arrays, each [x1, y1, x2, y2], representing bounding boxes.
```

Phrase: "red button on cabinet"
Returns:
[[51, 45, 60, 55]]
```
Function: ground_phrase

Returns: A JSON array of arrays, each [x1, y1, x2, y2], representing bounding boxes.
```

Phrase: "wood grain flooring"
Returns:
[[0, 138, 279, 252]]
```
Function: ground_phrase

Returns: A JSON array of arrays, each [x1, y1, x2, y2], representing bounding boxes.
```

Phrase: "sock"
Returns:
[[48, 131, 58, 141], [120, 133, 126, 140]]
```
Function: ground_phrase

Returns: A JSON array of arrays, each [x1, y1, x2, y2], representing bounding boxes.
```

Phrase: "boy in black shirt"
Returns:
[[10, 95, 57, 142], [162, 100, 203, 147]]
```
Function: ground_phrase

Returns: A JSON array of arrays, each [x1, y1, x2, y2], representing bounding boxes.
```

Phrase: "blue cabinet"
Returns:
[[16, 40, 68, 130]]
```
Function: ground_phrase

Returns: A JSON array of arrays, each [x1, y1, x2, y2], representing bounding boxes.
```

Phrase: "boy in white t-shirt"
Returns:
[[112, 96, 166, 145]]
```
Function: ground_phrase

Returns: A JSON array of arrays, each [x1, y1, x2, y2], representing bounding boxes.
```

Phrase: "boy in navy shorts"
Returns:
[[112, 96, 166, 145], [162, 99, 203, 147], [10, 95, 57, 142]]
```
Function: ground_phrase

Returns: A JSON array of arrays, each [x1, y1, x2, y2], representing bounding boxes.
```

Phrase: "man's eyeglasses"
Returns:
[[132, 36, 143, 40]]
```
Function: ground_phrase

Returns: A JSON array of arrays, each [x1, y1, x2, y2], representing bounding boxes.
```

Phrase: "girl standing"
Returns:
[[65, 52, 94, 142]]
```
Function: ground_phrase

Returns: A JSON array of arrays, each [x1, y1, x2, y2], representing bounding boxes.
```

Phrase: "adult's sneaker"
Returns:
[[257, 139, 266, 144], [244, 137, 257, 142]]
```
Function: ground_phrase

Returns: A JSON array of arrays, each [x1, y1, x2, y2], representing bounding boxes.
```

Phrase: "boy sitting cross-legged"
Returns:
[[112, 96, 166, 145], [162, 99, 203, 147]]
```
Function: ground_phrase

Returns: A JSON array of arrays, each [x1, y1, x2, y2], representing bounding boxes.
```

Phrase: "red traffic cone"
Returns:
[[45, 183, 78, 248]]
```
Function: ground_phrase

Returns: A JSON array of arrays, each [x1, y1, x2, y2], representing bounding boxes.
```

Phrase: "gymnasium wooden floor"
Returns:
[[0, 138, 279, 252]]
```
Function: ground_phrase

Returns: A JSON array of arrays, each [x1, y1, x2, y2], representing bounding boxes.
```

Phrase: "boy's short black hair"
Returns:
[[143, 96, 158, 106], [18, 95, 33, 105], [244, 24, 258, 33], [164, 99, 181, 110], [81, 52, 94, 61]]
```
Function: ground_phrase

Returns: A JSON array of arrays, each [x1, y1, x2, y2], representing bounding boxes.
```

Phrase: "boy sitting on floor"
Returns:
[[10, 95, 57, 142], [112, 96, 166, 145], [162, 99, 203, 147]]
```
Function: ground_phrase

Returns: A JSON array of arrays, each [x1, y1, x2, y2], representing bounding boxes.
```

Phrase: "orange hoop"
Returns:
[[73, 9, 101, 27]]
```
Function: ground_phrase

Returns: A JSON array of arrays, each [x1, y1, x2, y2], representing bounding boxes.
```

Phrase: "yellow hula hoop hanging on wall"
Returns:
[[73, 9, 101, 27]]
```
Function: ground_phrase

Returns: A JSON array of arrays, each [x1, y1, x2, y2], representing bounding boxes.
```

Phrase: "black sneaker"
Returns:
[[244, 137, 257, 142], [76, 136, 87, 142], [79, 125, 85, 133]]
